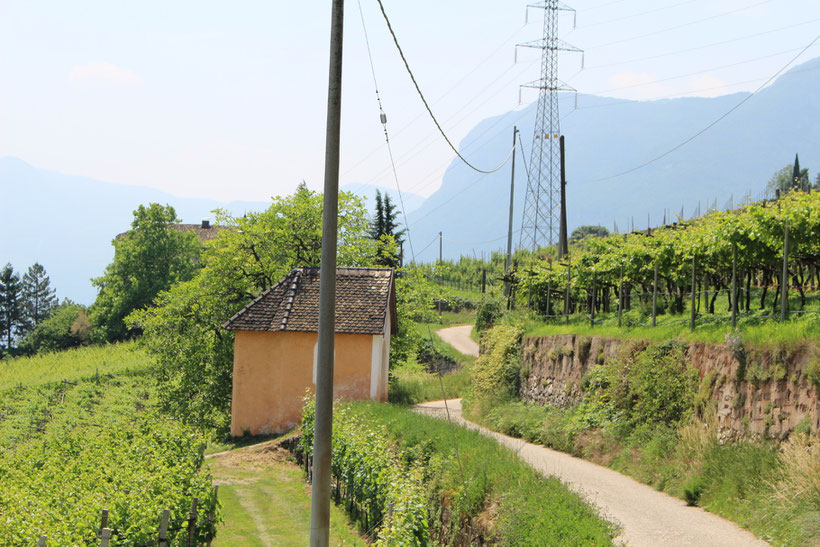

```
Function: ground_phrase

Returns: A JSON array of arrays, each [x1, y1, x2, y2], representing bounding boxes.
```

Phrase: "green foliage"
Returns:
[[0, 360, 218, 544], [371, 190, 404, 267], [300, 399, 429, 545], [569, 224, 610, 244], [19, 301, 90, 355], [91, 203, 201, 342], [388, 365, 472, 405], [807, 353, 820, 390], [767, 163, 810, 194], [20, 262, 57, 335], [0, 341, 148, 389], [132, 187, 377, 433], [475, 297, 503, 332], [0, 263, 23, 355], [317, 402, 617, 545], [465, 325, 522, 414]]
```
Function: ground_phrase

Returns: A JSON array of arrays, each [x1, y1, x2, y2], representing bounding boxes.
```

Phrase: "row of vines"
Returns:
[[299, 397, 618, 545], [519, 191, 820, 320], [0, 367, 219, 545]]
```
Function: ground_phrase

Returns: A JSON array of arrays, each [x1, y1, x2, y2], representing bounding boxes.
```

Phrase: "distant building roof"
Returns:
[[223, 267, 397, 335], [115, 221, 230, 243]]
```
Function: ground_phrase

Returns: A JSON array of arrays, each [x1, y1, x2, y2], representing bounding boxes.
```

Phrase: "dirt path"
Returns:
[[435, 325, 479, 357], [413, 399, 767, 547]]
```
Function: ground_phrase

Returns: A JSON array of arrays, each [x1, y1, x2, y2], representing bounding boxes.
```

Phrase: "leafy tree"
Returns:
[[767, 163, 809, 195], [0, 264, 23, 355], [90, 203, 201, 342], [20, 300, 90, 354], [129, 186, 377, 433], [570, 225, 610, 244], [20, 262, 57, 336]]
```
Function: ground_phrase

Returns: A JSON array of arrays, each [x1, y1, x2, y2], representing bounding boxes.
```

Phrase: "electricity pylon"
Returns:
[[517, 1, 582, 252]]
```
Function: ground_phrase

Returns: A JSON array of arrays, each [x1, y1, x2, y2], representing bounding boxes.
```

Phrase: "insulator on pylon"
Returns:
[[380, 112, 387, 124]]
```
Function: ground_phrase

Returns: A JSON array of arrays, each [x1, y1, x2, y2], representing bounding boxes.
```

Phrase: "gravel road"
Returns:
[[435, 325, 480, 357], [413, 398, 768, 546]]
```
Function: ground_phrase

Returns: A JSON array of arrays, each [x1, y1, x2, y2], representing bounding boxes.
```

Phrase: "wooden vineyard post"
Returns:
[[99, 509, 109, 540], [590, 275, 596, 328], [158, 509, 170, 547], [186, 497, 199, 547], [100, 529, 112, 547], [731, 242, 738, 329], [618, 264, 624, 328], [652, 261, 659, 327], [781, 223, 790, 322], [690, 254, 697, 332]]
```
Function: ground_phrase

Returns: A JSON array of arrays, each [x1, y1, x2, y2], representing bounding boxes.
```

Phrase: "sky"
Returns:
[[2, 0, 819, 203]]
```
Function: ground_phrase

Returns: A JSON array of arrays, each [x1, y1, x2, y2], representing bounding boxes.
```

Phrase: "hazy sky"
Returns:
[[2, 0, 819, 202]]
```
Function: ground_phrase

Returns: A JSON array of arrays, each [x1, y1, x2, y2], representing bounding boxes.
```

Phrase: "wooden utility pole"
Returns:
[[310, 0, 344, 543]]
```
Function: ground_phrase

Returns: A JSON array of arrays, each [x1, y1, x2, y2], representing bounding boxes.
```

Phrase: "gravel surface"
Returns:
[[413, 399, 768, 547], [435, 325, 480, 357]]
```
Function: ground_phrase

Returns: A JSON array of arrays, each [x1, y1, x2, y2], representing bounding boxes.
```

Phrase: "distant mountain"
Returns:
[[0, 157, 269, 304], [406, 56, 820, 262], [340, 182, 425, 216]]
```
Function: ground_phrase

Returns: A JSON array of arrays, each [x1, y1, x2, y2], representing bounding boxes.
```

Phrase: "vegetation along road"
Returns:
[[414, 399, 767, 547]]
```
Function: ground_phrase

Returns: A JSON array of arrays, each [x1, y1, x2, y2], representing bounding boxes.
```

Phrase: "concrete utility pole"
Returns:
[[438, 231, 443, 322], [558, 135, 568, 259], [310, 0, 344, 544], [505, 126, 518, 297]]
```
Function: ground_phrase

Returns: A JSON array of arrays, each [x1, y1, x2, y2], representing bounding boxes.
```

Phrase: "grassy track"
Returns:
[[0, 341, 149, 389], [209, 441, 365, 546]]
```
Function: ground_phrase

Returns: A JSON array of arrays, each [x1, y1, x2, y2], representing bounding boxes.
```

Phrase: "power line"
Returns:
[[580, 32, 820, 184], [579, 0, 700, 29], [586, 0, 772, 50], [583, 17, 820, 71], [375, 0, 516, 174]]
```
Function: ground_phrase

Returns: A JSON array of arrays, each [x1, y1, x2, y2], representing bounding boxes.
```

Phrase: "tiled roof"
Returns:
[[222, 267, 396, 335]]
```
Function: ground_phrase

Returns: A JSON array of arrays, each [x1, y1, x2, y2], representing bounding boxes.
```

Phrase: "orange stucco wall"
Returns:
[[230, 330, 378, 436]]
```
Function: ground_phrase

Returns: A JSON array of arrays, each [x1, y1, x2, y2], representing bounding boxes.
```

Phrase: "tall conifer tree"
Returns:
[[21, 262, 57, 335], [0, 264, 23, 353]]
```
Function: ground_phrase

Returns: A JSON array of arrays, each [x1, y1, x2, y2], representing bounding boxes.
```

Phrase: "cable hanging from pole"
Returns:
[[375, 0, 516, 174], [583, 31, 820, 184]]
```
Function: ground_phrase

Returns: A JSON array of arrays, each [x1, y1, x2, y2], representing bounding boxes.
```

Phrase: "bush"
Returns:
[[19, 303, 90, 354], [465, 325, 523, 415], [475, 297, 503, 332], [807, 354, 820, 390]]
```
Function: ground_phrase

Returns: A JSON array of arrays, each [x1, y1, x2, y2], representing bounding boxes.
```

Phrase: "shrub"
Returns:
[[465, 325, 523, 415], [475, 297, 503, 332], [578, 336, 593, 362], [806, 354, 820, 390]]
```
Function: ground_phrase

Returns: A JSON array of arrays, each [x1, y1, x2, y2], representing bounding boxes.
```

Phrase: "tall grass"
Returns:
[[389, 366, 472, 405], [0, 342, 151, 389]]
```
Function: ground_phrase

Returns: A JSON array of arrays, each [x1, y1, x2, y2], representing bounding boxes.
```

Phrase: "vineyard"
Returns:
[[0, 344, 219, 545], [299, 398, 618, 545]]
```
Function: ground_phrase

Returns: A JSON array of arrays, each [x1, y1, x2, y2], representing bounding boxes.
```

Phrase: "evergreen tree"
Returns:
[[20, 262, 57, 335], [0, 264, 23, 354], [371, 190, 385, 240], [370, 191, 405, 268]]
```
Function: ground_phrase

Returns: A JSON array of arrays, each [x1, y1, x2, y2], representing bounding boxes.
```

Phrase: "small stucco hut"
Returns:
[[223, 266, 396, 436]]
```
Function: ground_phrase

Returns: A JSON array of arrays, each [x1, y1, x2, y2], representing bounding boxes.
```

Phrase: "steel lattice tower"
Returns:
[[517, 1, 581, 252]]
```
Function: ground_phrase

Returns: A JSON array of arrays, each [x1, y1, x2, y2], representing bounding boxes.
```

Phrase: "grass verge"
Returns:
[[209, 440, 364, 546]]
